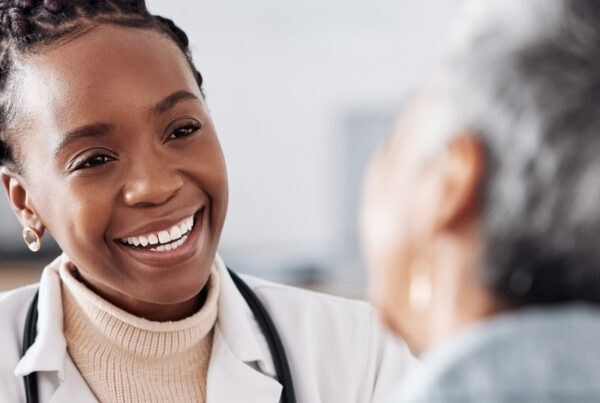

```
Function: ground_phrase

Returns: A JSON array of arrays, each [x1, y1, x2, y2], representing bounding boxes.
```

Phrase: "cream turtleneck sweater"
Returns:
[[59, 262, 219, 403]]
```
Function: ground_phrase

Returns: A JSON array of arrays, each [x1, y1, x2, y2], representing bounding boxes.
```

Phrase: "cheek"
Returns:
[[16, 128, 115, 265], [207, 146, 228, 199], [362, 188, 411, 280], [66, 193, 112, 241], [33, 174, 114, 254], [362, 195, 411, 312], [361, 173, 414, 334], [196, 134, 228, 222]]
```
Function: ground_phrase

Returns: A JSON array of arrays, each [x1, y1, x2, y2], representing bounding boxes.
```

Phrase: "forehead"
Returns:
[[16, 24, 199, 131]]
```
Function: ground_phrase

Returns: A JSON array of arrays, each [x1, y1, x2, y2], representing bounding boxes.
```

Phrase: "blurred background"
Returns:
[[0, 0, 464, 296]]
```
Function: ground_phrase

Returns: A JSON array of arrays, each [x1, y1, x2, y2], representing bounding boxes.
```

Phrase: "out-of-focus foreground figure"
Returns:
[[361, 0, 600, 401]]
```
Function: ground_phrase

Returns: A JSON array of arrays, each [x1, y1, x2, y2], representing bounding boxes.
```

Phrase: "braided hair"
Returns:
[[0, 0, 203, 171]]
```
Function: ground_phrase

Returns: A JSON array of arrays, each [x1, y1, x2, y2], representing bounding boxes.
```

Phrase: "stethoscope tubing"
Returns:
[[22, 290, 39, 403], [228, 269, 297, 403]]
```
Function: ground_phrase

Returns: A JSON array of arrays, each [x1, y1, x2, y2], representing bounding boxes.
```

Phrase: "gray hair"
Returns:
[[422, 0, 600, 305]]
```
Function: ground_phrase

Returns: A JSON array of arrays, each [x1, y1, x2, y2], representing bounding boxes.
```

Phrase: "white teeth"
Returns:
[[178, 223, 187, 235], [158, 230, 171, 244], [121, 214, 196, 248], [170, 225, 182, 241], [146, 235, 189, 253]]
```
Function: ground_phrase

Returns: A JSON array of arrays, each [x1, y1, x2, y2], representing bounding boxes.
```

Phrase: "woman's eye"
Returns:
[[168, 122, 202, 140], [71, 154, 115, 171]]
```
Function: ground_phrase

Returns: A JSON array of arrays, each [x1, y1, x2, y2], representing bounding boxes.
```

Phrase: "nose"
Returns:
[[122, 156, 184, 208]]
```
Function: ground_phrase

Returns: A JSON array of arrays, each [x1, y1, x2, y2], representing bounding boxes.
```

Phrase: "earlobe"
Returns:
[[435, 133, 484, 231], [0, 167, 45, 236]]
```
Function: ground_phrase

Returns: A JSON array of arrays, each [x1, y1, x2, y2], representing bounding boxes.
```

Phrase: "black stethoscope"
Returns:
[[21, 268, 297, 403]]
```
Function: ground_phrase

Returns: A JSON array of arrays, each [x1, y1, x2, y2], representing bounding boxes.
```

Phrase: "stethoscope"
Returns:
[[21, 268, 297, 403]]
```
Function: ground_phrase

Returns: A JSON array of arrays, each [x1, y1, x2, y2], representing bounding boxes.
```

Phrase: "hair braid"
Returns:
[[0, 0, 203, 170], [154, 15, 203, 87]]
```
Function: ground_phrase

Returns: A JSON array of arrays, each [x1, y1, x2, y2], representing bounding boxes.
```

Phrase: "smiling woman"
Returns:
[[13, 24, 228, 321], [0, 1, 415, 402]]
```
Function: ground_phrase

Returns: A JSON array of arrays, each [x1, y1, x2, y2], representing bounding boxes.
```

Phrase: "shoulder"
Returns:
[[0, 283, 38, 400], [243, 273, 370, 313], [241, 273, 405, 347], [242, 274, 417, 401], [241, 274, 377, 352], [241, 274, 378, 338], [0, 283, 38, 340], [398, 306, 600, 403]]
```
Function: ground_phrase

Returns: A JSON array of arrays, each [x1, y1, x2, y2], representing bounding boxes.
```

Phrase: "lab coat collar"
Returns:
[[14, 255, 67, 379], [213, 254, 272, 367], [14, 254, 282, 402], [209, 255, 282, 402]]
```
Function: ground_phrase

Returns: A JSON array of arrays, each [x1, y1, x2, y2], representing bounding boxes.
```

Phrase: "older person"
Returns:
[[361, 0, 600, 401]]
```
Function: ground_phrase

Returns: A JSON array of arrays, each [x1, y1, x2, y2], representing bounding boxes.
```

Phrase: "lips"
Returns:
[[118, 214, 195, 252], [113, 207, 208, 267]]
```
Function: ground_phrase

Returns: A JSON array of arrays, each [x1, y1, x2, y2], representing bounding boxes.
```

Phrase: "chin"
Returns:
[[136, 261, 213, 305]]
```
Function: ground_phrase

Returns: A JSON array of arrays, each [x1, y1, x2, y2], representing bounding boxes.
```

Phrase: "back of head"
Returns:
[[425, 0, 600, 306]]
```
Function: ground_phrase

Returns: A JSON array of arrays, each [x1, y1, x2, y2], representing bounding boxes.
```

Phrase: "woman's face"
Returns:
[[7, 25, 228, 315]]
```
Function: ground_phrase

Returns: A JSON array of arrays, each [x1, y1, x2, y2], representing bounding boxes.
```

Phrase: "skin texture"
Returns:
[[1, 25, 228, 321], [360, 90, 499, 354]]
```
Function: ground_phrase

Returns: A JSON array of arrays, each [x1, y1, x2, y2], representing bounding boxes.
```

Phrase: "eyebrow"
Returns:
[[54, 123, 114, 158], [54, 90, 200, 158], [152, 90, 199, 116]]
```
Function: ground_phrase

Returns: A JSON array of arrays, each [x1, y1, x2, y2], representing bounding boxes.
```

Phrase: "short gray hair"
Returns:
[[423, 0, 600, 305]]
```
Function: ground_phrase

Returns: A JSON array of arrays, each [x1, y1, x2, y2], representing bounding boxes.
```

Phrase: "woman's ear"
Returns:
[[434, 133, 484, 232], [1, 167, 45, 236]]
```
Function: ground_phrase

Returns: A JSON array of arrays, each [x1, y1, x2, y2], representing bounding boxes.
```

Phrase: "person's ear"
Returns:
[[1, 167, 45, 237], [433, 133, 484, 232]]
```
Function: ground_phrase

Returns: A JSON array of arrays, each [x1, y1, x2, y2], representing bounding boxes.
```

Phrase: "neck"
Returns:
[[423, 227, 502, 353], [73, 269, 209, 322], [59, 261, 219, 403]]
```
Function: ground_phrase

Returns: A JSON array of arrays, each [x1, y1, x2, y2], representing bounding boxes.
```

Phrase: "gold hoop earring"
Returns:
[[408, 260, 432, 311], [22, 227, 41, 252]]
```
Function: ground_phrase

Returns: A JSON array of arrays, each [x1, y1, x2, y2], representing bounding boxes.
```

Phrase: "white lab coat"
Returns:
[[0, 254, 417, 403]]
